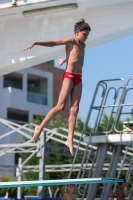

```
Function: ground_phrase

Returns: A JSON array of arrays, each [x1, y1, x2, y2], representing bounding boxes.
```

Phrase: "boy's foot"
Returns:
[[33, 126, 41, 143], [65, 140, 74, 156]]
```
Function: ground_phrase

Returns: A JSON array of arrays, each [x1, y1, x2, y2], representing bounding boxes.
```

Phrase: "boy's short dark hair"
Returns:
[[74, 19, 91, 33]]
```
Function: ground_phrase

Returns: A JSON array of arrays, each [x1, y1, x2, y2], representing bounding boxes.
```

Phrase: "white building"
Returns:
[[0, 65, 53, 177], [0, 66, 53, 123]]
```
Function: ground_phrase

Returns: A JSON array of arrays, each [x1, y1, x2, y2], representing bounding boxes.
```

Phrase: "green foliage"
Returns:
[[53, 114, 68, 128], [18, 114, 90, 197], [33, 115, 44, 125], [0, 176, 30, 197], [75, 117, 84, 132], [5, 111, 133, 198], [95, 111, 133, 197], [124, 108, 133, 122], [75, 117, 92, 132], [44, 115, 83, 196], [97, 113, 123, 133]]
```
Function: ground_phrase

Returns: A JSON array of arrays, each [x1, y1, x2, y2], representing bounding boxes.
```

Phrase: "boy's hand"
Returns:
[[57, 59, 65, 66], [23, 42, 35, 51]]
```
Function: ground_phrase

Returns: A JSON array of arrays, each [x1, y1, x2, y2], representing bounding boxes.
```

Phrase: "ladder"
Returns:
[[68, 77, 133, 199]]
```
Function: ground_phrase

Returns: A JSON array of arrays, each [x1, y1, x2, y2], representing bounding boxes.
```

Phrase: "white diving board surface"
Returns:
[[84, 134, 133, 145], [0, 178, 123, 188]]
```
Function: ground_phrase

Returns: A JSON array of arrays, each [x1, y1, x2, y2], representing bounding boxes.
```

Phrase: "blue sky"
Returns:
[[55, 35, 133, 122]]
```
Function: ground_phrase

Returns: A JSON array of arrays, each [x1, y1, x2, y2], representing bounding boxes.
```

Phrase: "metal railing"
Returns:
[[68, 77, 133, 199], [0, 77, 133, 199]]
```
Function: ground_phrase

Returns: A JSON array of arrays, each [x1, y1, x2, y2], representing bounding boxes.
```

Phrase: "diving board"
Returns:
[[0, 178, 123, 188]]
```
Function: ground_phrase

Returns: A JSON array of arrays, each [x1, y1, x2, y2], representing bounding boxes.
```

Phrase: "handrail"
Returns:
[[68, 77, 133, 199]]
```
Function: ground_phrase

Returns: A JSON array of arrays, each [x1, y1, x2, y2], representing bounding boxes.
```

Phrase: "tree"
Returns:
[[0, 176, 30, 197], [97, 113, 123, 133], [19, 114, 90, 197]]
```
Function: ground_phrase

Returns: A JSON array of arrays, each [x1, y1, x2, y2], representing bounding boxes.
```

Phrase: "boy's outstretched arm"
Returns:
[[23, 38, 74, 51]]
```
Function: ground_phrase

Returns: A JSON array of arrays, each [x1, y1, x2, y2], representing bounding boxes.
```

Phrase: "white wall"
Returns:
[[0, 67, 53, 121], [0, 67, 53, 177]]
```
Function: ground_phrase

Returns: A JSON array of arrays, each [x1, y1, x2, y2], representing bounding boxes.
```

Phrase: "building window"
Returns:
[[3, 73, 22, 89], [27, 74, 48, 105], [7, 108, 28, 124]]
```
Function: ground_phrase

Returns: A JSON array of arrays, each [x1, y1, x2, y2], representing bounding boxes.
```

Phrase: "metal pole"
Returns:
[[101, 145, 122, 200], [17, 157, 22, 199], [86, 144, 108, 200], [38, 131, 46, 199]]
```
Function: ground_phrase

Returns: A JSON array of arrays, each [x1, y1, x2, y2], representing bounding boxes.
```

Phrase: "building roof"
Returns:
[[0, 0, 133, 75]]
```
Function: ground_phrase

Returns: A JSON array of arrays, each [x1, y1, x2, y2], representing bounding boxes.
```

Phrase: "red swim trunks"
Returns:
[[62, 71, 82, 85]]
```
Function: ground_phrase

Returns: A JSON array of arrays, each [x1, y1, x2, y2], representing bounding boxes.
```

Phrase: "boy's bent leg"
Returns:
[[65, 82, 82, 155], [33, 78, 74, 143]]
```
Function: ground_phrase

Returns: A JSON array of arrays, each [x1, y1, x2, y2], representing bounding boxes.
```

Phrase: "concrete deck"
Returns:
[[84, 133, 133, 145]]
